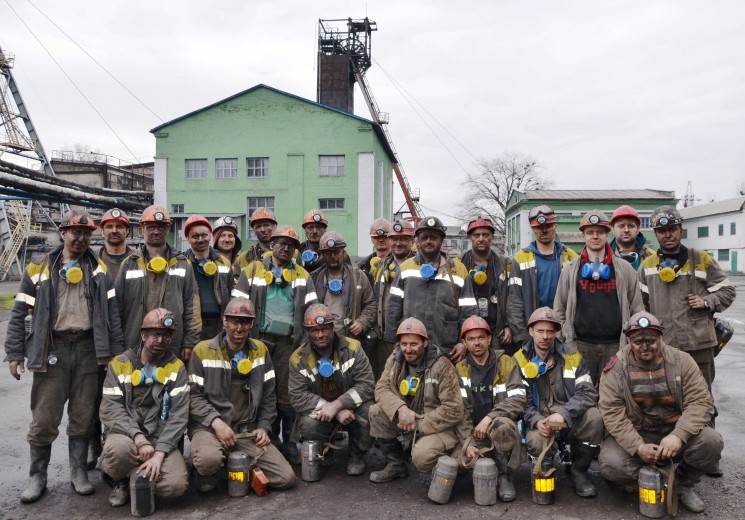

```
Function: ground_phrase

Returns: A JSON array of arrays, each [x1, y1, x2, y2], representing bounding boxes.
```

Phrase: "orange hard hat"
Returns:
[[224, 297, 256, 318], [527, 307, 561, 330], [319, 231, 347, 250], [60, 210, 97, 231], [396, 317, 428, 340], [302, 209, 328, 228], [389, 219, 415, 238], [579, 210, 612, 232], [624, 311, 664, 336], [100, 208, 130, 228], [250, 207, 277, 227], [141, 308, 176, 330], [528, 205, 557, 227], [460, 316, 492, 339], [271, 225, 300, 247], [611, 205, 641, 226], [369, 218, 392, 237], [184, 214, 212, 237], [140, 205, 172, 225], [304, 303, 335, 328], [466, 217, 495, 235]]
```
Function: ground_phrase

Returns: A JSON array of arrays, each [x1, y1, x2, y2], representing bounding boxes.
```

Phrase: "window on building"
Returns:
[[718, 249, 730, 262], [246, 197, 275, 240], [319, 155, 345, 177], [319, 198, 345, 210], [719, 224, 724, 236], [171, 204, 184, 214], [681, 228, 688, 239], [732, 222, 737, 235], [697, 226, 709, 238], [185, 159, 207, 179], [216, 158, 238, 179], [247, 157, 269, 178], [638, 217, 651, 229]]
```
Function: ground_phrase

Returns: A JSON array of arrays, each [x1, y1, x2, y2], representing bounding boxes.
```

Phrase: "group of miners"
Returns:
[[3, 201, 734, 515]]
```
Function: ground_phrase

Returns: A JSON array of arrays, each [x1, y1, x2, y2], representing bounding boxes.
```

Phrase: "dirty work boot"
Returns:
[[108, 479, 129, 507], [20, 444, 52, 503], [281, 411, 301, 465], [494, 451, 516, 502], [706, 460, 723, 478], [68, 437, 94, 495], [369, 439, 408, 483], [197, 474, 218, 492], [677, 462, 705, 513], [87, 421, 103, 470], [347, 450, 366, 476], [569, 443, 597, 498]]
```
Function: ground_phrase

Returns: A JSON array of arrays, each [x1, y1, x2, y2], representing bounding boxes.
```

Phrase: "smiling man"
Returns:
[[598, 312, 722, 513]]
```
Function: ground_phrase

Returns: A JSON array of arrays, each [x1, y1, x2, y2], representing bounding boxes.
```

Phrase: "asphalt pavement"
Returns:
[[0, 277, 743, 520]]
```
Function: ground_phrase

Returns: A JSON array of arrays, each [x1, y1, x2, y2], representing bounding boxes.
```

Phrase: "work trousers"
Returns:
[[101, 433, 189, 497], [27, 336, 98, 445], [454, 417, 522, 471], [295, 401, 373, 455], [525, 407, 604, 458], [368, 402, 459, 472], [371, 340, 395, 382], [599, 426, 723, 485], [688, 347, 716, 391], [576, 340, 620, 387], [200, 318, 222, 341], [190, 430, 296, 489], [260, 333, 293, 412]]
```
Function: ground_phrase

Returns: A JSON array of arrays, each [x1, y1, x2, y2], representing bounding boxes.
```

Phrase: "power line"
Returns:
[[5, 0, 141, 162], [26, 0, 164, 123]]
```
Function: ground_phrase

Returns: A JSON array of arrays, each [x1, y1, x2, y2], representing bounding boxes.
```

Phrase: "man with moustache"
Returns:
[[507, 205, 578, 347], [233, 207, 278, 277], [98, 208, 134, 281], [298, 209, 328, 273], [609, 205, 655, 271], [116, 205, 201, 361], [554, 210, 643, 385]]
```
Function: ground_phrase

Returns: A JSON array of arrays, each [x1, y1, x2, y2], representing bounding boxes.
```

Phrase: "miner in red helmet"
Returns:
[[609, 205, 655, 271]]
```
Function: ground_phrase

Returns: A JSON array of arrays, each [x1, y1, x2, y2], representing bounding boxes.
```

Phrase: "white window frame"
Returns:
[[319, 155, 345, 177], [247, 157, 269, 178], [185, 159, 207, 179], [319, 198, 345, 210], [247, 196, 275, 240]]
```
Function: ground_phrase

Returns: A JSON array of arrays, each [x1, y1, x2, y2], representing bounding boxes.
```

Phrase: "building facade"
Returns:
[[505, 189, 678, 255], [680, 196, 745, 273], [151, 85, 395, 254]]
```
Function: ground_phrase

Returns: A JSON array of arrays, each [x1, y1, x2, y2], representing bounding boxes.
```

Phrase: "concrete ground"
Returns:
[[0, 277, 743, 520]]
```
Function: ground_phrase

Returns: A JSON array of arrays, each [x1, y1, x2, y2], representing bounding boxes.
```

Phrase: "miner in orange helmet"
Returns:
[[358, 217, 392, 279], [609, 205, 655, 271], [298, 209, 328, 273], [115, 205, 201, 362], [98, 208, 134, 282], [454, 316, 525, 501], [233, 207, 278, 276]]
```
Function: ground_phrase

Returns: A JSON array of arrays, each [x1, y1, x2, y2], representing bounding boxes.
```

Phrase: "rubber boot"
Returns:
[[69, 437, 94, 496], [569, 443, 597, 498], [706, 460, 723, 478], [108, 479, 129, 507], [369, 439, 408, 483], [281, 411, 300, 465], [87, 421, 103, 470], [20, 444, 52, 503], [677, 461, 705, 513], [494, 450, 516, 502], [197, 474, 217, 492], [347, 448, 366, 476]]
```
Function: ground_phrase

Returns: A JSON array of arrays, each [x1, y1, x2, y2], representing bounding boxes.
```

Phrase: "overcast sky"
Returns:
[[2, 0, 744, 223]]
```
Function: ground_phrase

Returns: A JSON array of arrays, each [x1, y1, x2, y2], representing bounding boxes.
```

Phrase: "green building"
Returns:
[[150, 84, 396, 255], [505, 189, 678, 255]]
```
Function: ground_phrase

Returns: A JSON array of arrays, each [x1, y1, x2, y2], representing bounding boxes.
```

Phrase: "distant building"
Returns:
[[680, 196, 745, 273], [443, 225, 468, 258], [150, 84, 395, 254], [505, 189, 678, 255]]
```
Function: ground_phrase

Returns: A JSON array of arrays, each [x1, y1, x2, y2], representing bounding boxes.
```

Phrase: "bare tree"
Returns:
[[735, 178, 745, 196], [459, 152, 552, 237]]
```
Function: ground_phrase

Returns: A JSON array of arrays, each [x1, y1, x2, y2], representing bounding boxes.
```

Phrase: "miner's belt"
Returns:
[[53, 330, 93, 342]]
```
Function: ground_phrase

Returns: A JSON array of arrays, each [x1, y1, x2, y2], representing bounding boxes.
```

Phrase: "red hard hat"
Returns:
[[466, 217, 495, 235], [611, 205, 641, 225], [60, 210, 97, 231], [460, 316, 491, 339], [302, 209, 328, 228], [140, 205, 172, 225], [184, 214, 212, 237], [396, 317, 428, 340], [271, 225, 300, 247], [389, 219, 415, 238], [100, 208, 130, 228]]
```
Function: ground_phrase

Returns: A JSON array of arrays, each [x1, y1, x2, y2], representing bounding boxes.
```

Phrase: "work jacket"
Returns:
[[514, 338, 597, 429], [638, 247, 735, 351], [455, 349, 526, 444], [232, 255, 316, 347], [370, 250, 415, 337], [4, 247, 123, 371], [460, 249, 512, 341], [297, 241, 324, 273], [185, 247, 235, 317], [384, 253, 477, 353], [598, 341, 715, 456], [308, 263, 377, 342], [288, 334, 375, 418], [375, 345, 464, 436], [609, 234, 656, 271], [98, 245, 135, 282], [188, 333, 275, 435], [100, 348, 189, 454], [507, 243, 578, 344], [115, 244, 201, 357], [554, 248, 643, 346]]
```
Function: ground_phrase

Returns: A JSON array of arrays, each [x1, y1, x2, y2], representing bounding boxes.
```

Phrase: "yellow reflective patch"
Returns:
[[534, 477, 555, 492]]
